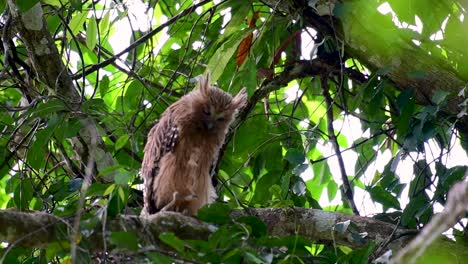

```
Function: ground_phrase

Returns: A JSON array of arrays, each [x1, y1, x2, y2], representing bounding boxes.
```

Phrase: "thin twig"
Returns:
[[70, 120, 98, 264], [320, 74, 359, 215], [74, 0, 213, 78]]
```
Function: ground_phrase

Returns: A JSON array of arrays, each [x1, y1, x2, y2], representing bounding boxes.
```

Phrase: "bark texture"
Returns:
[[0, 208, 412, 251], [7, 1, 116, 181]]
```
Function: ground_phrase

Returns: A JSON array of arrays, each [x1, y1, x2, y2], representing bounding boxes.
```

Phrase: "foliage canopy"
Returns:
[[0, 0, 467, 263]]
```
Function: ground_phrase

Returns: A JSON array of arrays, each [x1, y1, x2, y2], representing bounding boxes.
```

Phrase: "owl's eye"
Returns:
[[203, 108, 211, 116], [217, 117, 225, 122]]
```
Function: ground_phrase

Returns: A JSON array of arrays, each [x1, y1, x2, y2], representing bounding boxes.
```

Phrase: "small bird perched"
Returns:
[[140, 73, 247, 216]]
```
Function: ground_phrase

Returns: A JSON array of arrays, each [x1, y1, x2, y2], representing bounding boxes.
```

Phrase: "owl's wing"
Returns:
[[140, 112, 178, 215]]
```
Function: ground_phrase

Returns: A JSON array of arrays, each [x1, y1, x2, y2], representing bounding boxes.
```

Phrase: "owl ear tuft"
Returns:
[[231, 88, 247, 109], [198, 72, 211, 96]]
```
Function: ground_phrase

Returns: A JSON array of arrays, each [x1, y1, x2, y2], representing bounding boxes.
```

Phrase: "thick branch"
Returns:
[[7, 1, 116, 182], [0, 208, 414, 253], [7, 1, 78, 104]]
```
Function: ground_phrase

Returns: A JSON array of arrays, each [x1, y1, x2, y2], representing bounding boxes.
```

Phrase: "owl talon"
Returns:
[[160, 191, 181, 212], [160, 192, 198, 212], [184, 194, 198, 202]]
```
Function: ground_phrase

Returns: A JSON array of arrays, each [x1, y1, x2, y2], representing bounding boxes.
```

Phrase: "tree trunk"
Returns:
[[6, 1, 115, 181]]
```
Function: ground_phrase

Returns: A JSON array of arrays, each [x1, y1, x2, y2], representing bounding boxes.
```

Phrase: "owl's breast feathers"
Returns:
[[141, 109, 219, 215]]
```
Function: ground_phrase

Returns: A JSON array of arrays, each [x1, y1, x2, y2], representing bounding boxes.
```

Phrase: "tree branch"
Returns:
[[261, 0, 468, 134], [75, 0, 213, 78], [0, 208, 413, 253], [215, 59, 364, 177], [391, 178, 468, 264], [320, 74, 359, 215], [7, 1, 116, 182]]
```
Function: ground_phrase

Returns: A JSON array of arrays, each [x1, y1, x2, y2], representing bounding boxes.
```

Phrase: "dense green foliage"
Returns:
[[0, 0, 467, 263]]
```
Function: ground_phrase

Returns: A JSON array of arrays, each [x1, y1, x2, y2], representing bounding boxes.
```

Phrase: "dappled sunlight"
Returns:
[[377, 2, 423, 34], [284, 83, 302, 104], [1, 0, 467, 262]]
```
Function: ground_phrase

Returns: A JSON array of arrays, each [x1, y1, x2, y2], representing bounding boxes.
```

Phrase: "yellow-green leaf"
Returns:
[[115, 135, 130, 151], [86, 16, 98, 50], [69, 11, 88, 35]]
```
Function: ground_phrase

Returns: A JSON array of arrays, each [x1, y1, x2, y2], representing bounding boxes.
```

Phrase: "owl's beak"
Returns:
[[206, 122, 214, 130]]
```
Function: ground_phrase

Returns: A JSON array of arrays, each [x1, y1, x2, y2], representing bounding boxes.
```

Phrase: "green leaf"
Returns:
[[233, 115, 270, 157], [0, 0, 7, 13], [284, 148, 305, 165], [327, 180, 338, 201], [264, 143, 283, 172], [223, 1, 250, 38], [27, 141, 46, 170], [237, 216, 267, 238], [86, 183, 110, 197], [86, 16, 98, 50], [396, 89, 415, 138], [70, 0, 82, 11], [197, 202, 231, 224], [13, 179, 33, 210], [81, 98, 107, 114], [114, 170, 132, 186], [313, 161, 331, 186], [410, 160, 431, 198], [402, 195, 431, 228], [54, 118, 82, 141], [159, 232, 185, 253], [69, 11, 89, 35], [346, 242, 376, 264], [208, 225, 238, 249], [99, 75, 110, 97], [369, 186, 401, 210], [244, 251, 267, 264], [104, 184, 115, 196], [27, 127, 55, 169], [109, 231, 138, 251], [252, 171, 281, 204], [42, 0, 62, 7], [237, 56, 257, 95], [125, 80, 144, 109], [354, 138, 377, 176], [206, 30, 245, 83], [99, 11, 111, 35], [269, 184, 282, 198], [146, 252, 173, 264], [0, 111, 14, 126], [222, 248, 242, 262], [435, 165, 467, 200], [30, 99, 67, 118], [107, 187, 128, 217], [16, 0, 40, 12], [45, 241, 70, 261], [431, 90, 450, 105], [115, 134, 130, 151]]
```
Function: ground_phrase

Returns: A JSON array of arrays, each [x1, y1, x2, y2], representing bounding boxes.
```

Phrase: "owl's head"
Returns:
[[187, 73, 247, 133]]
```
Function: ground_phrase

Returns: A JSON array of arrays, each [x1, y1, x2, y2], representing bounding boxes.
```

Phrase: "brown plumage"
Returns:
[[140, 73, 247, 216]]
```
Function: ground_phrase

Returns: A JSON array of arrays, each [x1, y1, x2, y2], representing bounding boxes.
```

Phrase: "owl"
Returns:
[[140, 73, 247, 216]]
